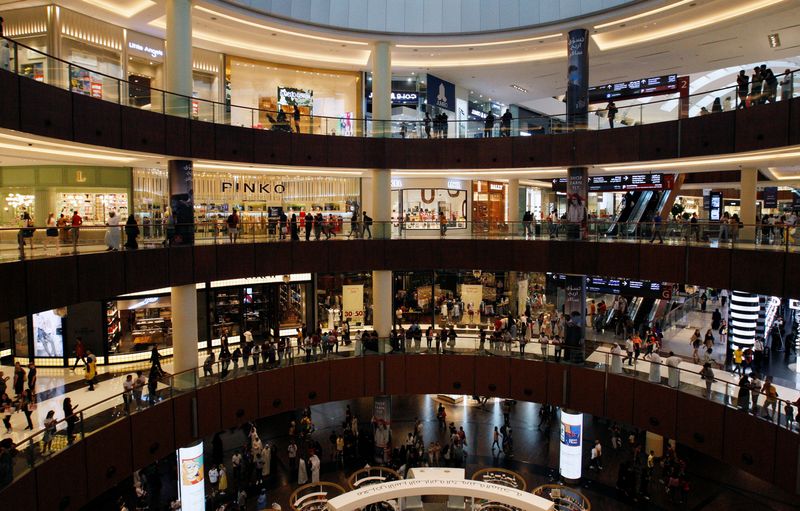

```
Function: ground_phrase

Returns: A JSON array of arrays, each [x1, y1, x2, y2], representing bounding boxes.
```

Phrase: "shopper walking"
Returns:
[[606, 101, 618, 128], [63, 397, 79, 443], [700, 363, 715, 399], [124, 215, 140, 249]]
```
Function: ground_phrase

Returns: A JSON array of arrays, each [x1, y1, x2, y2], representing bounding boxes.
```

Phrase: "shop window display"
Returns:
[[316, 273, 373, 331], [392, 189, 467, 230], [110, 296, 172, 354], [57, 192, 128, 224]]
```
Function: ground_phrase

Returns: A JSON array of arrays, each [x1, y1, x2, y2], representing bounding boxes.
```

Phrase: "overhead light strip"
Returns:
[[148, 18, 369, 66], [593, 0, 695, 30], [194, 6, 369, 46], [602, 148, 800, 172], [593, 0, 786, 51], [81, 0, 155, 18], [393, 169, 566, 176], [393, 49, 566, 67], [0, 142, 136, 162], [395, 33, 562, 49]]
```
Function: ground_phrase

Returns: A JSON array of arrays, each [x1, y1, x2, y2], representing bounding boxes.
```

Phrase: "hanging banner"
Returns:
[[342, 284, 365, 327], [517, 280, 529, 317], [177, 442, 205, 510], [764, 186, 778, 208], [566, 28, 589, 130], [426, 73, 456, 111], [168, 160, 194, 244], [460, 284, 483, 325], [559, 411, 583, 480]]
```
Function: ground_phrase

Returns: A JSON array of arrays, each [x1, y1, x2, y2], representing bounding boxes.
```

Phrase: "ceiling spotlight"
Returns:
[[768, 33, 781, 48], [510, 84, 528, 93]]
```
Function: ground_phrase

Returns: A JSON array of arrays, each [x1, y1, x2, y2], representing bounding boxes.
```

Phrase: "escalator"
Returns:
[[606, 189, 673, 237]]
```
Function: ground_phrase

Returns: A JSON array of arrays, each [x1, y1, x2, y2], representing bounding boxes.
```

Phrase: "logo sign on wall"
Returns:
[[342, 284, 365, 327], [426, 74, 455, 111]]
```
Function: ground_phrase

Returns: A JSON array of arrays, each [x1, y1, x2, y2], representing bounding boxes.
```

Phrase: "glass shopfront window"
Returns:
[[391, 188, 468, 230], [227, 56, 361, 134], [61, 8, 124, 101]]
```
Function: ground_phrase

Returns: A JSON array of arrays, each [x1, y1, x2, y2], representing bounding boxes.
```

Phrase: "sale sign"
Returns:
[[342, 284, 365, 327]]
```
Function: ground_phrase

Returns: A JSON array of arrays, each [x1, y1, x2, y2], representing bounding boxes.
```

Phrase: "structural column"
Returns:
[[370, 41, 393, 347], [172, 283, 198, 378], [165, 0, 193, 115], [739, 167, 757, 242], [507, 178, 521, 235], [371, 41, 392, 137], [165, 0, 196, 373]]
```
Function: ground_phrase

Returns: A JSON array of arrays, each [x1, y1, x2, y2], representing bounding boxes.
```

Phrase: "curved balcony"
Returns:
[[0, 349, 796, 510], [0, 221, 797, 323], [0, 37, 798, 169]]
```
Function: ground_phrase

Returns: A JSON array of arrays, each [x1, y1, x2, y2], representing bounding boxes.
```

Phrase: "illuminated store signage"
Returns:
[[128, 41, 164, 59], [220, 181, 286, 194], [489, 183, 504, 191], [589, 74, 678, 103], [368, 91, 420, 105], [559, 411, 583, 480], [278, 87, 313, 106]]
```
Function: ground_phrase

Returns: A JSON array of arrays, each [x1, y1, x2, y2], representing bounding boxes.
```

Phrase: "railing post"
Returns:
[[67, 64, 73, 92], [13, 41, 18, 75]]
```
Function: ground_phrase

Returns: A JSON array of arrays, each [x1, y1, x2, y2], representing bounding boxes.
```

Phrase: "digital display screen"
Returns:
[[554, 274, 671, 299], [559, 411, 583, 480], [551, 173, 669, 192], [589, 74, 678, 103]]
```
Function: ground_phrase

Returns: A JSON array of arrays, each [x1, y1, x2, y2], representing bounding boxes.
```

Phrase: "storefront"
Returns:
[[9, 274, 311, 366], [133, 168, 360, 234], [0, 166, 131, 227], [0, 5, 223, 108], [392, 271, 550, 327], [365, 74, 424, 137], [226, 56, 361, 134], [472, 180, 507, 233], [390, 178, 469, 235]]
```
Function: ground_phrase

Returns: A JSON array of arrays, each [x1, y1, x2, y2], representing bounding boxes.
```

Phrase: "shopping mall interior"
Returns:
[[1, 0, 800, 510]]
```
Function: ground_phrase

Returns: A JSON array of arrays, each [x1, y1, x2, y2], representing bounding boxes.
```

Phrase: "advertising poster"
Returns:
[[342, 284, 365, 327], [168, 160, 194, 245], [559, 411, 583, 480], [517, 280, 529, 317], [461, 284, 483, 324], [764, 187, 778, 209], [566, 28, 589, 129], [177, 442, 205, 510], [33, 309, 64, 358]]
